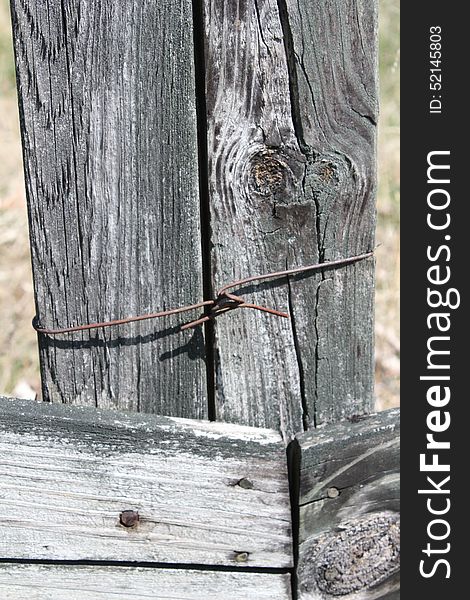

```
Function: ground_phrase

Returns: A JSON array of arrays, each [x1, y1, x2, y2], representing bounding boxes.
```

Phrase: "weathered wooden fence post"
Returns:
[[6, 0, 397, 598], [12, 0, 377, 432]]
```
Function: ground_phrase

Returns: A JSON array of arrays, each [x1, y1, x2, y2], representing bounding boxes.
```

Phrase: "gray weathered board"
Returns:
[[0, 397, 292, 568], [11, 0, 378, 435], [10, 0, 206, 416], [296, 409, 400, 600], [204, 0, 378, 439], [0, 564, 292, 600]]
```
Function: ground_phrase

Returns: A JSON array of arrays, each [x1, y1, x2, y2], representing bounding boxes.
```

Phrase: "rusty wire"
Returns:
[[33, 250, 373, 336]]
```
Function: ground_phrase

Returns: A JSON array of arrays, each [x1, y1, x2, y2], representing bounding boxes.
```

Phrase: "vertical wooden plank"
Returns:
[[11, 0, 207, 416], [203, 0, 378, 438], [203, 0, 305, 440], [280, 0, 378, 427]]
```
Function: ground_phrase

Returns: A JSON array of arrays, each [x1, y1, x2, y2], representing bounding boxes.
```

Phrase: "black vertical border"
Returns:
[[401, 4, 466, 595]]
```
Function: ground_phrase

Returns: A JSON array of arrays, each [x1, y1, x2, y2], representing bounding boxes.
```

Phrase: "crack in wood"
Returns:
[[286, 260, 309, 432], [192, 0, 216, 421], [0, 558, 292, 575]]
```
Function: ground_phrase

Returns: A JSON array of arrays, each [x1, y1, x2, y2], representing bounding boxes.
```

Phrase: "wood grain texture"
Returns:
[[203, 0, 308, 440], [203, 0, 378, 439], [0, 564, 292, 600], [10, 0, 206, 415], [296, 409, 400, 599], [0, 397, 292, 568], [280, 0, 378, 427]]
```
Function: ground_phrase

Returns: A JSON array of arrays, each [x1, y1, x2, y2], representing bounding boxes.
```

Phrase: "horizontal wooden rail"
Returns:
[[0, 564, 292, 600], [0, 397, 292, 569], [0, 399, 399, 597]]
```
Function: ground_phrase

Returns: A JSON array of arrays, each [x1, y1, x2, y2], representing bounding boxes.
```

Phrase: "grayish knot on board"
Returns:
[[298, 512, 400, 598]]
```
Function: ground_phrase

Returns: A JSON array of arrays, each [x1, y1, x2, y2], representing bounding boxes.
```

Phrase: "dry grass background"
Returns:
[[375, 0, 400, 409], [0, 0, 399, 409], [0, 0, 40, 399]]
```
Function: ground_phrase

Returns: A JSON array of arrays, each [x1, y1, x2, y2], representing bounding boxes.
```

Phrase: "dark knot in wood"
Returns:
[[249, 149, 288, 196], [299, 512, 400, 597]]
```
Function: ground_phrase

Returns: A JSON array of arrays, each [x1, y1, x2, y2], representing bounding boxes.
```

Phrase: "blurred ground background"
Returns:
[[0, 0, 399, 408], [375, 0, 400, 409]]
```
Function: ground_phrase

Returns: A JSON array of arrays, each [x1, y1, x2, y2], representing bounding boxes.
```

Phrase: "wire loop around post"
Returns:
[[33, 250, 374, 336]]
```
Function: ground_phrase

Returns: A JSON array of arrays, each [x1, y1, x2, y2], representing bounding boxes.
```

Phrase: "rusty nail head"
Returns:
[[234, 551, 249, 563], [120, 510, 140, 528], [327, 487, 340, 499]]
